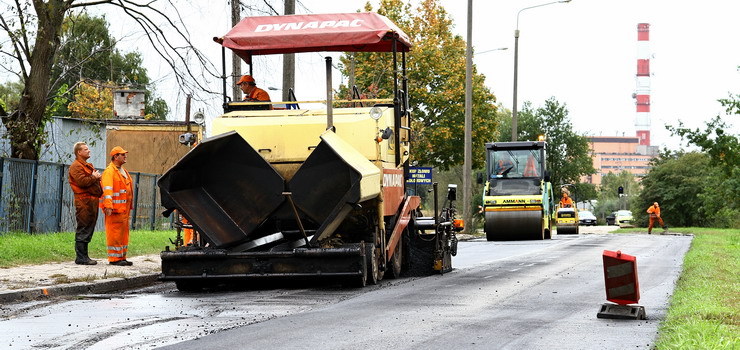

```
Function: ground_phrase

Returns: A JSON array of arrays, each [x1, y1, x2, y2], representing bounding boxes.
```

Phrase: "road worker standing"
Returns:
[[68, 142, 102, 265], [100, 146, 134, 266], [646, 202, 667, 234]]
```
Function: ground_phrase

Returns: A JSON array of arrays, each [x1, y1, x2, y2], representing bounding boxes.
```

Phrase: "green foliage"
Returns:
[[655, 228, 740, 349], [144, 92, 169, 120], [635, 152, 714, 227], [46, 83, 71, 117], [52, 13, 168, 119], [0, 80, 23, 114], [0, 230, 175, 267], [338, 0, 499, 170], [500, 98, 595, 188], [592, 171, 639, 219], [572, 182, 597, 202], [662, 95, 740, 228]]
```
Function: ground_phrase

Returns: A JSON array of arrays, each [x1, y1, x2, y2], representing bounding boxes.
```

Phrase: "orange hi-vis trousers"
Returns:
[[106, 213, 130, 263], [648, 214, 665, 233]]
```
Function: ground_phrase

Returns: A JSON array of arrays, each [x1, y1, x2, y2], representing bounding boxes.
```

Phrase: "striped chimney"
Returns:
[[634, 23, 651, 146]]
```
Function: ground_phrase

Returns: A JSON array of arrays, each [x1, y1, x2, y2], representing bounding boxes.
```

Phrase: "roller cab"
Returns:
[[481, 141, 554, 241]]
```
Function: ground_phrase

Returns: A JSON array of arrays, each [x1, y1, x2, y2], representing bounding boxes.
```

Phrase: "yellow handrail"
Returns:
[[228, 98, 394, 106]]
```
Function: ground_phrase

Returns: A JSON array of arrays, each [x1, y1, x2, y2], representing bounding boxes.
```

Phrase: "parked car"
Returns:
[[578, 210, 597, 226], [606, 211, 617, 225], [616, 210, 634, 227]]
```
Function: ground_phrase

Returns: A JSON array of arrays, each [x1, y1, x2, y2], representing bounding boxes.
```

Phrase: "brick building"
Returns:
[[582, 136, 659, 186]]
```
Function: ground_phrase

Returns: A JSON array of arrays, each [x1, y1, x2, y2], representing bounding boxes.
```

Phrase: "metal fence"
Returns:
[[0, 157, 171, 234]]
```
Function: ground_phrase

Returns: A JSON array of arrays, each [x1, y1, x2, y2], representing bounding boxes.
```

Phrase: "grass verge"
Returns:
[[652, 227, 739, 349], [0, 230, 176, 268]]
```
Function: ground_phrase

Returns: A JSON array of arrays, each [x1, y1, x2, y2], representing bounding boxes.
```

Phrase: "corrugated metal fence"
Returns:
[[0, 158, 171, 234]]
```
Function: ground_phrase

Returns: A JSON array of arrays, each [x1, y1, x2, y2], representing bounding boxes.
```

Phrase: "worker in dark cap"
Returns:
[[237, 75, 271, 103]]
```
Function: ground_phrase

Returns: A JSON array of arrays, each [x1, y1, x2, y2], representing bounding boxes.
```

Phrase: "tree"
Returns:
[[67, 80, 113, 119], [52, 13, 167, 120], [635, 152, 714, 228], [663, 94, 740, 228], [499, 98, 595, 189], [0, 0, 217, 160], [593, 170, 639, 219], [666, 98, 739, 178], [338, 0, 499, 170]]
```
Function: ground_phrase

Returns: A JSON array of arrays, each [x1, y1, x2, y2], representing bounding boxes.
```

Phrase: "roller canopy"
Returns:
[[215, 12, 412, 64]]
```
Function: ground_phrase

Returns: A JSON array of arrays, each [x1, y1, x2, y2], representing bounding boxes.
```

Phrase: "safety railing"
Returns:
[[0, 157, 171, 234]]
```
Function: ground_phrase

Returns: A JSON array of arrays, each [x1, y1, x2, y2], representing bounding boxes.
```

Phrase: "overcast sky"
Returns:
[[106, 0, 739, 149]]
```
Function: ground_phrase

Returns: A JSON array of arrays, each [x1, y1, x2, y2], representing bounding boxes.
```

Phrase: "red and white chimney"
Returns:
[[634, 23, 651, 146]]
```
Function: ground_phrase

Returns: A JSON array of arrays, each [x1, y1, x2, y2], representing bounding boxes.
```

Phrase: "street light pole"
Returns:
[[463, 0, 473, 234], [512, 0, 571, 142]]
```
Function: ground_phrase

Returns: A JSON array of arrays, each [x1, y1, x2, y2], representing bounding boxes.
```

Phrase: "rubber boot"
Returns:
[[75, 242, 97, 265]]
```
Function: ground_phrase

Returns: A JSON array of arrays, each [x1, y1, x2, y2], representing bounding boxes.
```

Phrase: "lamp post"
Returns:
[[464, 0, 473, 234], [512, 0, 571, 141], [477, 47, 508, 55]]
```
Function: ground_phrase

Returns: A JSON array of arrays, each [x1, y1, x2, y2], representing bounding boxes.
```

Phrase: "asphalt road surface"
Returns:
[[0, 229, 691, 350]]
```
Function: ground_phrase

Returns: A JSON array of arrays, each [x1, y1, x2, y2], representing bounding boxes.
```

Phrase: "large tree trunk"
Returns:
[[3, 0, 70, 160]]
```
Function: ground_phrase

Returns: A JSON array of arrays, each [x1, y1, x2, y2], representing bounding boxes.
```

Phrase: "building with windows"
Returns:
[[582, 136, 659, 186]]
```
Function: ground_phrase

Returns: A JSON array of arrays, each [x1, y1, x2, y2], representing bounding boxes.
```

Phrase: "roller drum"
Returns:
[[485, 210, 544, 241]]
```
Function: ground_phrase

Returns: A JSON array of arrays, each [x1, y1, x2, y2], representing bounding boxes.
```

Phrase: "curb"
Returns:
[[0, 274, 161, 304]]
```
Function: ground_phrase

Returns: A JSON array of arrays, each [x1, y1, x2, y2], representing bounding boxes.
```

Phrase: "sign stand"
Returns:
[[597, 250, 647, 320]]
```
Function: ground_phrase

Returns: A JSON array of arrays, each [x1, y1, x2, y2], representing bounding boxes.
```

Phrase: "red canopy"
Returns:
[[215, 12, 412, 64]]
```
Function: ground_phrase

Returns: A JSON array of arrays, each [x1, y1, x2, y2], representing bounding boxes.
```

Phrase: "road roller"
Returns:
[[556, 207, 579, 234], [480, 141, 554, 241], [157, 12, 460, 291]]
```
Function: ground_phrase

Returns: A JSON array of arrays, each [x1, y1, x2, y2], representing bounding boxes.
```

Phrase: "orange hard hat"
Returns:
[[110, 146, 128, 157], [236, 75, 255, 85]]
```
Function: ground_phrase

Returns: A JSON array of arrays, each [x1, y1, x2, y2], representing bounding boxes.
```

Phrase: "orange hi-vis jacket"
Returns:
[[99, 162, 133, 213], [647, 205, 661, 218], [245, 87, 271, 102], [560, 195, 573, 208], [524, 156, 539, 177]]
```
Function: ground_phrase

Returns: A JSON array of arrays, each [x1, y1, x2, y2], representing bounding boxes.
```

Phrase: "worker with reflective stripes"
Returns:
[[100, 146, 134, 266], [646, 202, 666, 234]]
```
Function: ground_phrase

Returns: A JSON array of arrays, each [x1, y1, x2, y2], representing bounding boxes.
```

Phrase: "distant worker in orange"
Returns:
[[559, 192, 573, 208], [100, 146, 134, 266], [646, 202, 666, 234], [181, 215, 194, 246], [237, 75, 271, 103]]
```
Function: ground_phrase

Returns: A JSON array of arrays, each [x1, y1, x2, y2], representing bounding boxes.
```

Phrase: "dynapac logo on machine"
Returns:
[[255, 20, 364, 32], [383, 173, 404, 188]]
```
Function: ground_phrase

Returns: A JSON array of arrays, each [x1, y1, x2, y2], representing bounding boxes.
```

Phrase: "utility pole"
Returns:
[[348, 53, 355, 98], [231, 0, 241, 100], [282, 0, 295, 101], [463, 0, 473, 234]]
